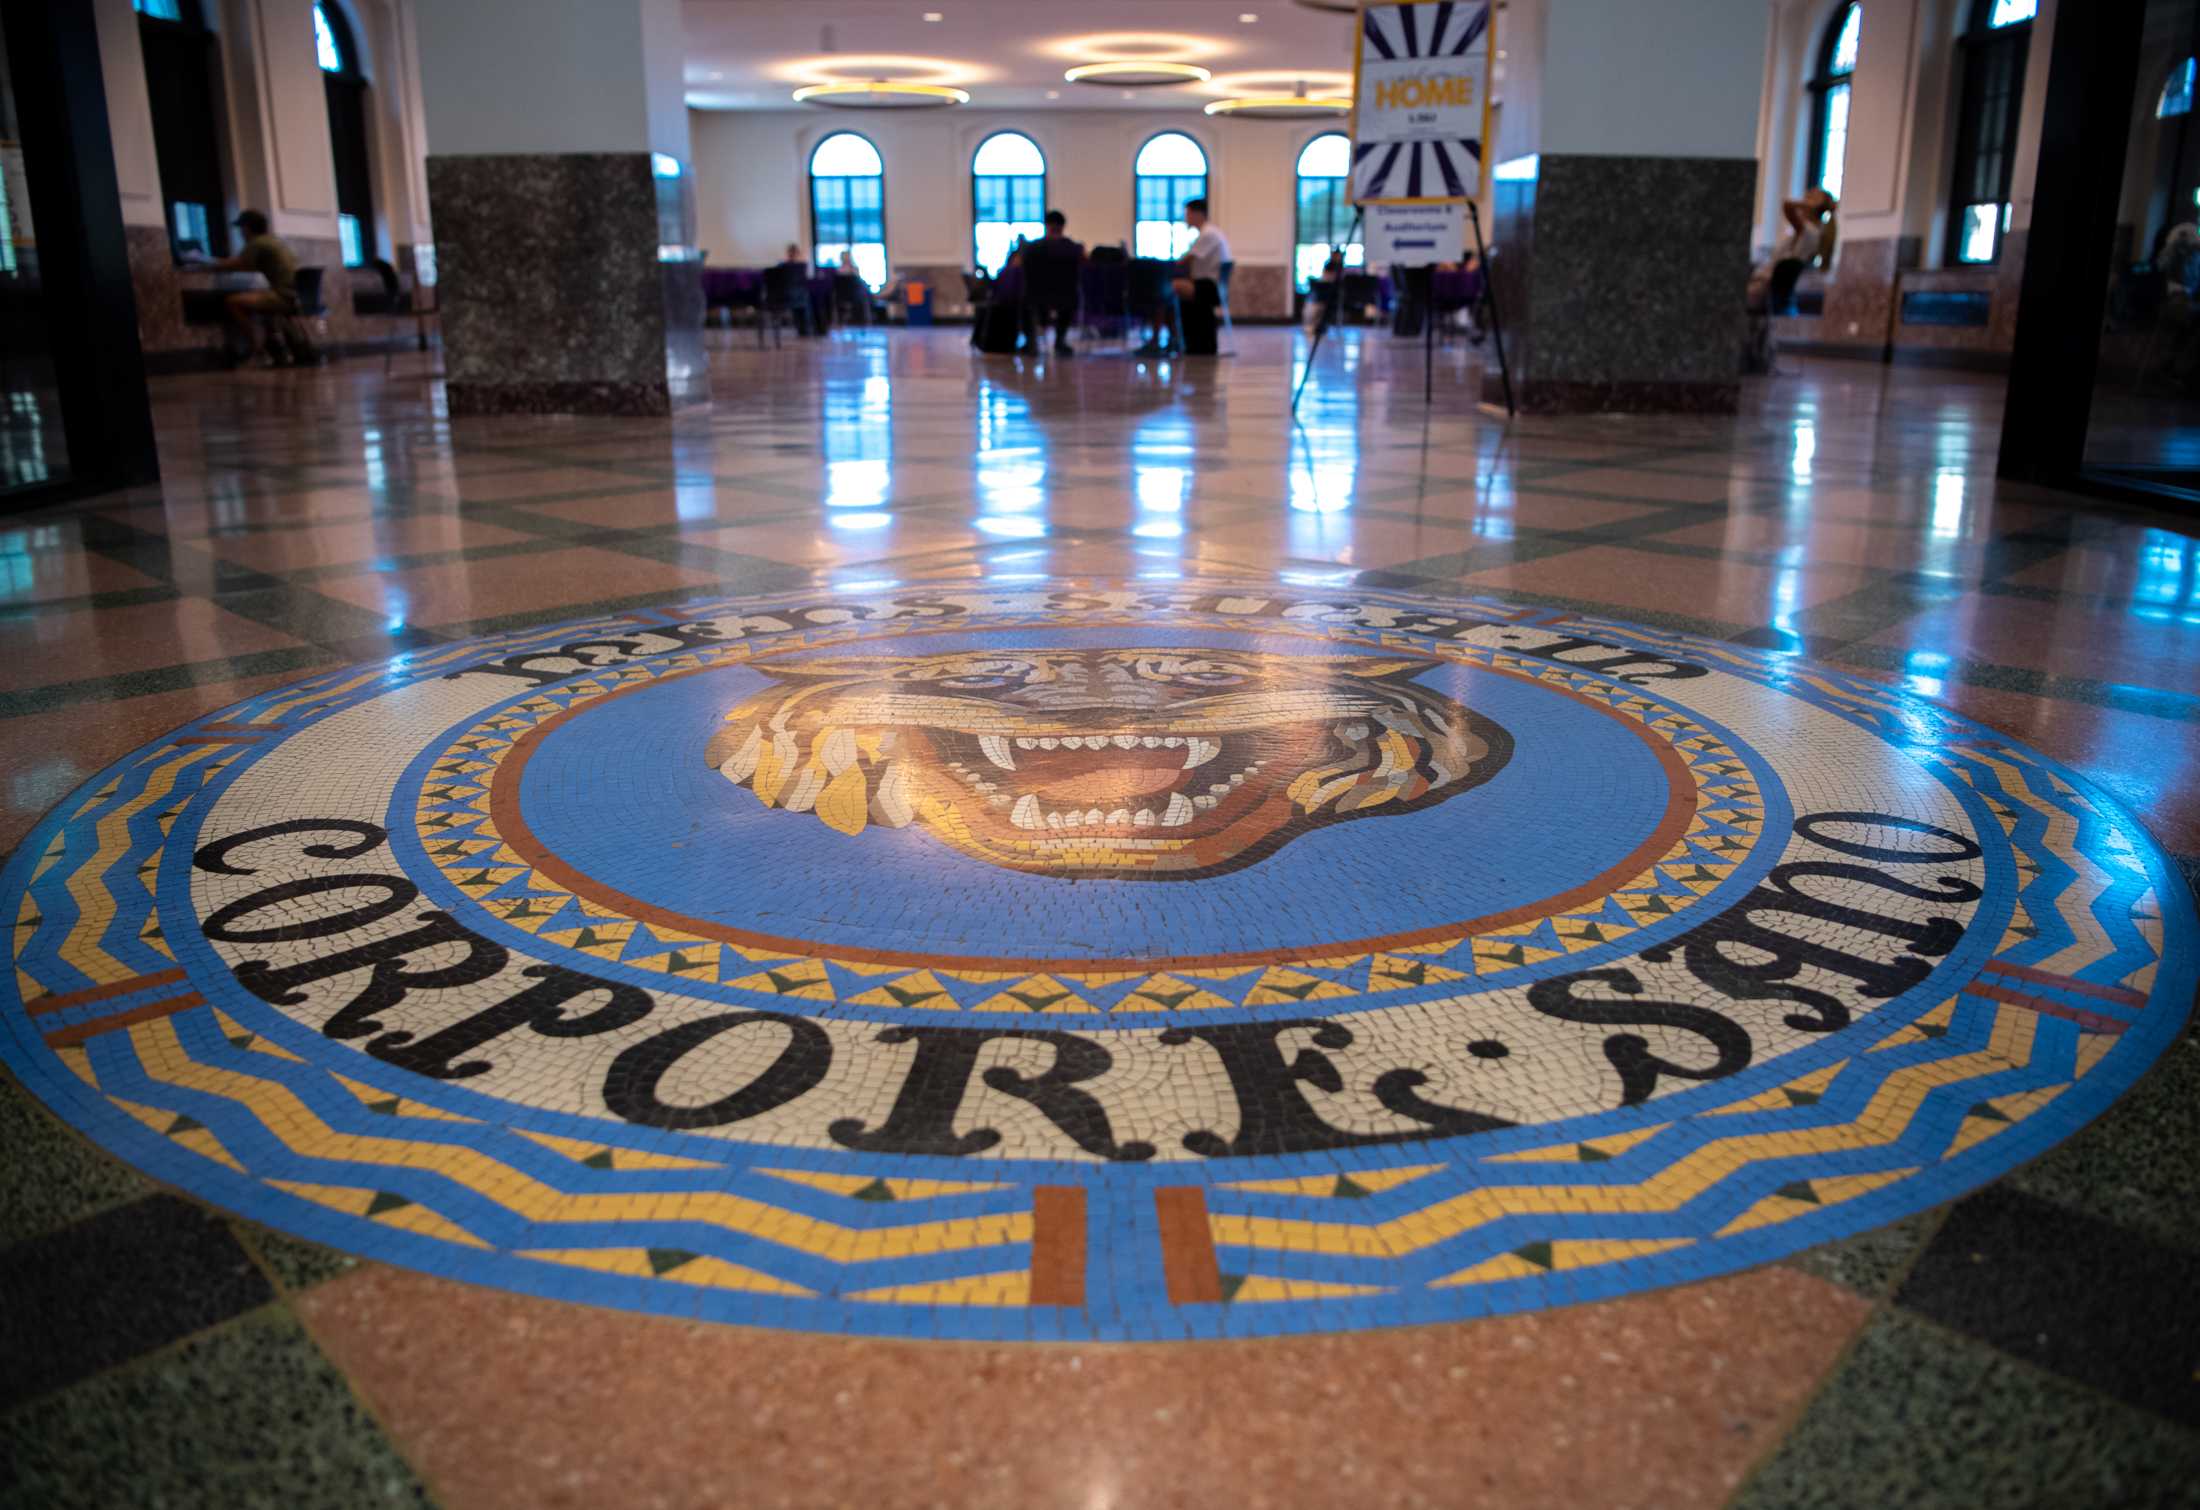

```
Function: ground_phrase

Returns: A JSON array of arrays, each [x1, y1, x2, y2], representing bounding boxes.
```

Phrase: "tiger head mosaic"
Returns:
[[701, 646, 1515, 878]]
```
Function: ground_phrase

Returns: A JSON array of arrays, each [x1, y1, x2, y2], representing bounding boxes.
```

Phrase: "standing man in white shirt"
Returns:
[[1137, 198, 1232, 356]]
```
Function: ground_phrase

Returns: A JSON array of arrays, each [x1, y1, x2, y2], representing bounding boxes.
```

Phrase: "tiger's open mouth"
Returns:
[[925, 722, 1329, 846], [704, 646, 1512, 880]]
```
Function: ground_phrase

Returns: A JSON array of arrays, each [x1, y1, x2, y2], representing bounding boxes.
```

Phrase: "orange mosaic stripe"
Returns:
[[1155, 1186, 1224, 1304], [42, 992, 205, 1048], [1028, 1186, 1087, 1306], [24, 967, 190, 1017]]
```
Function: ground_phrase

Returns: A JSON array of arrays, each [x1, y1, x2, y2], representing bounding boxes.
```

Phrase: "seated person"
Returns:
[[1138, 198, 1230, 356], [186, 208, 305, 366], [974, 244, 1027, 354], [1747, 188, 1836, 313], [779, 242, 807, 272], [1020, 210, 1085, 355], [1304, 247, 1348, 334]]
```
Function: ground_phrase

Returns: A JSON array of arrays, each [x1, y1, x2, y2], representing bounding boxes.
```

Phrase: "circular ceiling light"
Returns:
[[1064, 61, 1212, 87], [1203, 93, 1351, 119], [792, 81, 970, 108], [772, 54, 979, 87], [1041, 32, 1232, 64]]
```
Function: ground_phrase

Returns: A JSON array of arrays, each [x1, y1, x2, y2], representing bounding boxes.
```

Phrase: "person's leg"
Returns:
[[225, 291, 285, 363], [1051, 302, 1074, 352]]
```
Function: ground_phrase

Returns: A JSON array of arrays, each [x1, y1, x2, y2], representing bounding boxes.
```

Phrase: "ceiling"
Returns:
[[679, 0, 1365, 111]]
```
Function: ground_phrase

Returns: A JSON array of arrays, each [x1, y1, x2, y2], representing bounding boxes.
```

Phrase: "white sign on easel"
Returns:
[[1363, 200, 1467, 269], [1351, 0, 1494, 209]]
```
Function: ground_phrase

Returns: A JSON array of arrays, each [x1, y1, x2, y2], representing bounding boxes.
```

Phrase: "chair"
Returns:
[[1125, 258, 1184, 355], [277, 267, 326, 364], [1024, 240, 1082, 352], [1337, 271, 1381, 326], [759, 263, 807, 347], [831, 271, 873, 330], [1216, 260, 1236, 355], [1745, 258, 1808, 375]]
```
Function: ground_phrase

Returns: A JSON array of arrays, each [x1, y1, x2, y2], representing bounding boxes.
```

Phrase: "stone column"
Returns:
[[415, 0, 702, 415], [1483, 0, 1769, 413]]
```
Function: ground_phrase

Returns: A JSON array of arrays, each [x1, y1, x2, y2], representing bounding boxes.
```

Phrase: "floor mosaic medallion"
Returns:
[[6, 581, 2191, 1341]]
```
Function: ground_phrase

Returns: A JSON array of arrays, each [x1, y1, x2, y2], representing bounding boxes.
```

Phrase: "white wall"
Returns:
[[95, 0, 433, 253], [415, 0, 665, 158], [1754, 0, 2058, 263], [1539, 0, 1770, 158], [689, 108, 1340, 272], [94, 0, 166, 229]]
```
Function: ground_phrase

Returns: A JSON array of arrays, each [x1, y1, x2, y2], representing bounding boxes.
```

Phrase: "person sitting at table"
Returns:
[[973, 243, 1028, 354], [1303, 247, 1347, 334], [186, 209, 307, 367], [1137, 198, 1230, 357], [1021, 210, 1085, 356]]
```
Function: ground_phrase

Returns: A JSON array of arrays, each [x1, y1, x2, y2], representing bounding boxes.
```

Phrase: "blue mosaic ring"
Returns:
[[5, 581, 2189, 1340]]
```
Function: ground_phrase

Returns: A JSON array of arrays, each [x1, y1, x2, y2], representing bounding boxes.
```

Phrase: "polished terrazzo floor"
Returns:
[[2, 328, 2197, 1507]]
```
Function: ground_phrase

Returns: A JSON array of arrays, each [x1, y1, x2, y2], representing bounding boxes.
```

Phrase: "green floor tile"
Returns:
[[1728, 1311, 2200, 1510], [0, 1312, 432, 1510]]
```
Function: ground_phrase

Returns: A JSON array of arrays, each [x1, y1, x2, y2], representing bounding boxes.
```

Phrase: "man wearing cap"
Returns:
[[191, 209, 306, 365]]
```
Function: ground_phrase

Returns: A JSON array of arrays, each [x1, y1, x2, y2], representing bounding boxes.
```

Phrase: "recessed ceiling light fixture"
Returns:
[[1064, 60, 1212, 87], [922, 10, 943, 19], [792, 80, 970, 108], [1239, 11, 1260, 21], [1203, 93, 1351, 118]]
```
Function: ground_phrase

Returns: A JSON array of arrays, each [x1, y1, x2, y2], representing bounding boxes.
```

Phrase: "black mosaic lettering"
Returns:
[[193, 818, 391, 876], [366, 963, 655, 1080], [829, 1026, 1154, 1161], [234, 908, 509, 1040], [1525, 968, 1755, 1104], [201, 874, 420, 944], [1161, 1019, 1509, 1156], [603, 1010, 831, 1130]]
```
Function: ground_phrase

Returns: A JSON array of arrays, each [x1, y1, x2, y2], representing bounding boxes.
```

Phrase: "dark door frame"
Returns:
[[1995, 0, 2148, 498], [1, 0, 159, 509]]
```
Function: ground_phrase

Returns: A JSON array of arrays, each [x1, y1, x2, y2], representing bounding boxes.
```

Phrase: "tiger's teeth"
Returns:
[[979, 735, 1016, 770], [1133, 807, 1156, 827], [1163, 792, 1194, 827], [1084, 808, 1104, 826], [873, 762, 914, 827], [1107, 808, 1130, 825], [1182, 738, 1219, 770], [1112, 734, 1139, 750], [1011, 794, 1042, 829]]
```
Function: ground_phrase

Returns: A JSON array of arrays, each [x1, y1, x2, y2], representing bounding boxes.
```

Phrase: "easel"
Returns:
[[1289, 198, 1515, 418]]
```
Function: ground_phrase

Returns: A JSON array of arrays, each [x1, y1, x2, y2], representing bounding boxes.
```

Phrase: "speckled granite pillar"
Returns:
[[427, 153, 706, 416], [1485, 154, 1755, 414]]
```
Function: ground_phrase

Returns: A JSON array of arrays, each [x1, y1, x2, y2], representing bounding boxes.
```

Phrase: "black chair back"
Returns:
[[1089, 244, 1127, 265], [292, 267, 327, 317], [762, 263, 806, 308], [1126, 258, 1174, 315], [1337, 271, 1379, 320], [1768, 258, 1808, 317], [1025, 240, 1082, 306]]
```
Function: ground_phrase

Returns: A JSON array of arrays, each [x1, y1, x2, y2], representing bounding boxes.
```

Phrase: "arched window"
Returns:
[[2160, 57, 2195, 119], [1806, 4, 1860, 199], [1134, 132, 1208, 260], [315, 3, 373, 267], [1292, 133, 1361, 290], [135, 0, 228, 256], [971, 132, 1045, 277], [810, 132, 887, 291], [1949, 0, 2035, 264]]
